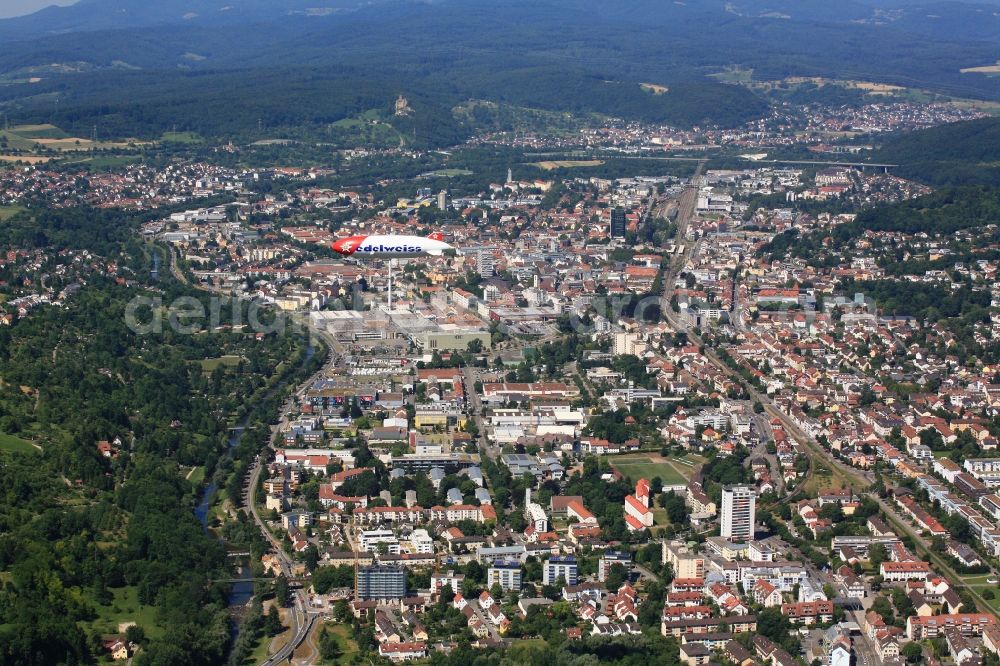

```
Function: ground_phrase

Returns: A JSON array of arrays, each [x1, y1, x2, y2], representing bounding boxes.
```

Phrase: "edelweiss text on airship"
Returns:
[[332, 232, 454, 259]]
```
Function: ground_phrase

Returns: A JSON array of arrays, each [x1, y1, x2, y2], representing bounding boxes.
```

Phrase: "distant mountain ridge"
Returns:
[[0, 0, 377, 41], [0, 0, 996, 144], [1, 0, 996, 88], [4, 0, 1000, 43]]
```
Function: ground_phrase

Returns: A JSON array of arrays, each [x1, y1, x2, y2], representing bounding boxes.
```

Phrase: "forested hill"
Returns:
[[760, 186, 1000, 259], [0, 0, 997, 143], [0, 209, 318, 663], [0, 66, 767, 147], [876, 117, 1000, 188], [849, 186, 1000, 236]]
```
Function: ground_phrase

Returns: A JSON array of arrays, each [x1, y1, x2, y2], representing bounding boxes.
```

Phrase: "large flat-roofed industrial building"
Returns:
[[420, 329, 491, 352]]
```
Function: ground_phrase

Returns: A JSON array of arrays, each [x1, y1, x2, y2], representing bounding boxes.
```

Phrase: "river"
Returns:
[[193, 342, 317, 636], [194, 425, 255, 624]]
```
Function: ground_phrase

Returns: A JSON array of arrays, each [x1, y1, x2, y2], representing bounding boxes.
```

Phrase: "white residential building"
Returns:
[[721, 486, 756, 542]]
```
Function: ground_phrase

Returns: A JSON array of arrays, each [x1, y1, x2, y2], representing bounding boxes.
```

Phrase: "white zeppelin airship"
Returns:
[[331, 232, 455, 259]]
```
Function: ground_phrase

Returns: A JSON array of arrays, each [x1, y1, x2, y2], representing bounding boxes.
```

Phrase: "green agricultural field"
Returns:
[[532, 160, 605, 171], [199, 355, 243, 372], [962, 574, 998, 587], [506, 639, 548, 661], [0, 205, 24, 221], [327, 113, 403, 147], [710, 66, 754, 83], [0, 433, 39, 454], [973, 591, 1000, 615], [1, 124, 148, 157], [161, 131, 203, 144], [0, 130, 39, 151], [185, 466, 206, 485], [84, 585, 164, 639], [318, 622, 358, 664], [422, 169, 474, 177], [675, 453, 706, 467], [9, 124, 70, 139], [63, 154, 143, 170], [330, 117, 365, 130], [611, 455, 690, 485]]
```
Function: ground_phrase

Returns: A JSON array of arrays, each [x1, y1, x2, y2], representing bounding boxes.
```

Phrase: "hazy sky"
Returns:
[[0, 0, 77, 19]]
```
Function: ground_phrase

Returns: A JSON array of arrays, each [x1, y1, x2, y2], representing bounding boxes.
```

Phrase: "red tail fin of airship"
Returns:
[[427, 232, 444, 241], [332, 236, 365, 255]]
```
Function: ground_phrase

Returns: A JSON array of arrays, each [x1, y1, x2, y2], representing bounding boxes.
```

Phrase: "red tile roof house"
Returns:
[[880, 561, 930, 582], [752, 580, 782, 608], [378, 642, 428, 661], [781, 600, 834, 625], [907, 613, 996, 640]]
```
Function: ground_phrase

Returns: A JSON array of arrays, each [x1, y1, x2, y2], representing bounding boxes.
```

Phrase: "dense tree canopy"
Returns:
[[0, 214, 314, 663]]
